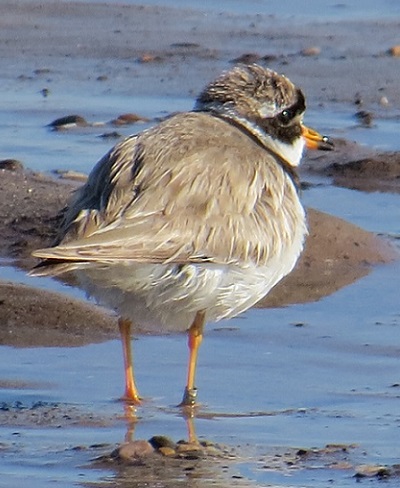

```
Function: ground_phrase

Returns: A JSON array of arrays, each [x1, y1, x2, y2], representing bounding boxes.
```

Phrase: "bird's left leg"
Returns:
[[179, 310, 206, 407]]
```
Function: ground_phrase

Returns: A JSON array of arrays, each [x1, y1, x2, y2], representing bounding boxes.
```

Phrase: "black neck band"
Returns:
[[207, 112, 301, 192]]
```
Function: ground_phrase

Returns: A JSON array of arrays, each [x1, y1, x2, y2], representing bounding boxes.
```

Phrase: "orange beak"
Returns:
[[302, 125, 334, 151]]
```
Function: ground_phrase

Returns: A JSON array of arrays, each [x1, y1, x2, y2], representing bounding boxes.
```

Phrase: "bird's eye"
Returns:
[[278, 109, 293, 125]]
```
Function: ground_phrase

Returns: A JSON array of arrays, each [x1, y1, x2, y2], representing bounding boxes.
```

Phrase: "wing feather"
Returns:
[[33, 112, 302, 268]]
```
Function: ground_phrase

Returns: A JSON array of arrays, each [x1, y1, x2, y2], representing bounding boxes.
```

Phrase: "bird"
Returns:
[[31, 64, 333, 407]]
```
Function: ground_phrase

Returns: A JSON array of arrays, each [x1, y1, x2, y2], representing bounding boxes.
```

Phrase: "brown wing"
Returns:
[[33, 112, 298, 268]]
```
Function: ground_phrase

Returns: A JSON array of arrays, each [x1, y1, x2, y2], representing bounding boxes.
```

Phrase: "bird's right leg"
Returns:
[[118, 317, 142, 405]]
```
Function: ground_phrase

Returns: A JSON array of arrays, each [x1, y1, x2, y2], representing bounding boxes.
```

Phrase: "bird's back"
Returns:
[[47, 111, 306, 268]]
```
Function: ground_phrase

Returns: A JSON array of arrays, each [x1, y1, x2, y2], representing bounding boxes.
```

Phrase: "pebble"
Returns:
[[0, 159, 24, 171], [329, 461, 353, 470], [137, 53, 162, 63], [116, 440, 155, 461], [354, 464, 391, 478], [354, 92, 363, 106], [176, 442, 204, 459], [158, 446, 176, 457], [231, 53, 261, 64], [388, 45, 400, 57], [231, 53, 278, 64], [98, 131, 123, 139], [53, 169, 88, 182], [33, 68, 52, 75], [300, 46, 321, 57], [354, 110, 373, 127], [170, 42, 200, 49], [111, 113, 149, 126], [379, 96, 389, 106], [148, 435, 177, 450], [47, 115, 88, 130]]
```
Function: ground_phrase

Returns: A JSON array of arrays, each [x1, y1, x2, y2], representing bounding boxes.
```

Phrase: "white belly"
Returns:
[[76, 227, 305, 333]]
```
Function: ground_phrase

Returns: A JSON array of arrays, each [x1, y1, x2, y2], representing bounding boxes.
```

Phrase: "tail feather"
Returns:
[[30, 258, 81, 278]]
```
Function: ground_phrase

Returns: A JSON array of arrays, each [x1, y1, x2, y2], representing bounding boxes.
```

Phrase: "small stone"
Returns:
[[98, 131, 122, 139], [175, 442, 204, 459], [329, 461, 354, 470], [231, 53, 261, 64], [388, 45, 400, 57], [176, 443, 201, 452], [117, 440, 155, 461], [71, 445, 86, 451], [355, 464, 391, 478], [0, 159, 24, 171], [261, 54, 278, 62], [34, 68, 52, 75], [325, 443, 355, 451], [296, 448, 310, 456], [379, 96, 389, 106], [148, 435, 176, 450], [111, 113, 149, 126], [301, 46, 321, 57], [53, 170, 88, 182], [355, 110, 373, 127], [47, 115, 88, 130], [354, 92, 363, 106], [292, 322, 306, 327], [137, 53, 162, 63], [170, 42, 200, 49], [158, 446, 176, 457], [201, 445, 223, 457]]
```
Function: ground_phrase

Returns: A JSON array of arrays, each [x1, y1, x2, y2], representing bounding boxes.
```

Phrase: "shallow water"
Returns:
[[1, 2, 400, 487], [1, 259, 400, 487], [3, 91, 400, 175]]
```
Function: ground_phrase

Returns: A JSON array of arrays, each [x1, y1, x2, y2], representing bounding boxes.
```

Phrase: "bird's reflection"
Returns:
[[181, 405, 199, 445], [122, 402, 139, 443], [121, 401, 200, 445]]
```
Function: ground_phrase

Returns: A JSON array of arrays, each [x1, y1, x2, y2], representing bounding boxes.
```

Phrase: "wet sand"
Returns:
[[1, 1, 400, 487]]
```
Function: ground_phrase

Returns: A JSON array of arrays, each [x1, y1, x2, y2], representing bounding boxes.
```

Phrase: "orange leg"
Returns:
[[118, 317, 142, 405], [179, 311, 206, 407]]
